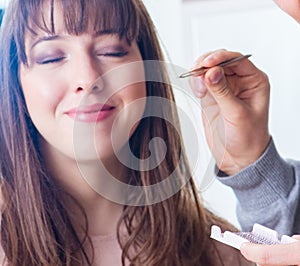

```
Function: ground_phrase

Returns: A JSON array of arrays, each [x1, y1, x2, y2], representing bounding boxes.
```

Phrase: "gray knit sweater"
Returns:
[[217, 138, 300, 236]]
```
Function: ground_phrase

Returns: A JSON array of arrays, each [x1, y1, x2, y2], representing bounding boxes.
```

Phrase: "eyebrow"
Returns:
[[29, 30, 120, 51], [30, 35, 60, 51]]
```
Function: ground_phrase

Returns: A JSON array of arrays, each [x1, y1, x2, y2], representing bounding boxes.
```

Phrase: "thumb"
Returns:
[[240, 241, 300, 265], [203, 66, 240, 112]]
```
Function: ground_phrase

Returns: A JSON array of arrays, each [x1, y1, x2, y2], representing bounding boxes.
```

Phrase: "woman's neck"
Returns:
[[39, 138, 125, 236]]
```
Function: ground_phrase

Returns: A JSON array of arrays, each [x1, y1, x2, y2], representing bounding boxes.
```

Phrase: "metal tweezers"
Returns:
[[179, 54, 252, 78]]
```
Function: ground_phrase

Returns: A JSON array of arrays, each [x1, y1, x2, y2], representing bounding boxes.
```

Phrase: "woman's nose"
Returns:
[[72, 56, 104, 94]]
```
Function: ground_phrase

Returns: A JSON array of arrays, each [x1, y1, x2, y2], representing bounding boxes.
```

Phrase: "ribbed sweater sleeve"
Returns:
[[216, 138, 300, 236]]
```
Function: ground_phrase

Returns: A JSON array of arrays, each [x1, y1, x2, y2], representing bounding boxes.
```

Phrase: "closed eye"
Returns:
[[37, 57, 65, 65], [98, 51, 129, 57]]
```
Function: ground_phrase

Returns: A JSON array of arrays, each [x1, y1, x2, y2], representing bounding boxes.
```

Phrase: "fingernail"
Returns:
[[197, 77, 205, 91], [209, 69, 223, 84], [190, 77, 206, 98], [203, 54, 214, 63], [195, 77, 206, 95]]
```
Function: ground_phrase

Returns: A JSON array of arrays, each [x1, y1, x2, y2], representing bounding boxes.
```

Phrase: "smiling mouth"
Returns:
[[66, 103, 116, 123]]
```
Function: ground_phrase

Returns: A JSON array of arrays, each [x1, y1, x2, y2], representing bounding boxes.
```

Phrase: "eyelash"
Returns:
[[97, 51, 129, 57], [38, 57, 65, 65], [37, 51, 129, 65]]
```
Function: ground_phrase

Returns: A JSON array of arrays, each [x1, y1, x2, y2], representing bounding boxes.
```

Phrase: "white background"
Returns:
[[0, 0, 8, 8]]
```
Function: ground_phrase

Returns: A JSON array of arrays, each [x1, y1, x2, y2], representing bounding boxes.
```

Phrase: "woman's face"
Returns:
[[19, 10, 146, 164], [274, 0, 300, 23]]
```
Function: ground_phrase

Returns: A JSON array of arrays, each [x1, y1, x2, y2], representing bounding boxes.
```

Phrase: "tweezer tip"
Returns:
[[178, 73, 190, 79]]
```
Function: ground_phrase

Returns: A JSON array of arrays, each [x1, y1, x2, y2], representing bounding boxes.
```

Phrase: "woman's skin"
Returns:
[[20, 5, 146, 236]]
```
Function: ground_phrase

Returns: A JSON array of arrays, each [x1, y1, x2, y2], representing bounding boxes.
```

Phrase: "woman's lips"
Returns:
[[65, 103, 115, 122]]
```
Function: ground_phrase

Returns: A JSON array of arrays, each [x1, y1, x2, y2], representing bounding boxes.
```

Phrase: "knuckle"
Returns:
[[194, 51, 215, 65], [261, 72, 270, 86], [212, 82, 229, 98], [256, 71, 270, 89]]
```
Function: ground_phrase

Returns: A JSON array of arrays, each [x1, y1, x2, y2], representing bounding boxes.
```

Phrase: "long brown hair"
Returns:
[[0, 0, 244, 265]]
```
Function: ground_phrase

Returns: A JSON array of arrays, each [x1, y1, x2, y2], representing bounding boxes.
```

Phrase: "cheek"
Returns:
[[118, 62, 147, 103], [119, 82, 147, 108], [20, 70, 65, 118], [119, 82, 147, 134]]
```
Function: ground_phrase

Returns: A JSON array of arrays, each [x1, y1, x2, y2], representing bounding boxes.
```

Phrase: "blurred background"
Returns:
[[1, 0, 300, 228]]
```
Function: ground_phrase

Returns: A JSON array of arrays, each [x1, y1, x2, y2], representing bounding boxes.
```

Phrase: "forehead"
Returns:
[[26, 1, 99, 36], [24, 0, 139, 41], [17, 0, 141, 64]]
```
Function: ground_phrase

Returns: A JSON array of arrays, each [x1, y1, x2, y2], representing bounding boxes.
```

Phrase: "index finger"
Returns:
[[202, 50, 259, 77], [240, 241, 300, 265]]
